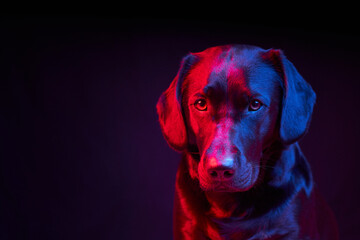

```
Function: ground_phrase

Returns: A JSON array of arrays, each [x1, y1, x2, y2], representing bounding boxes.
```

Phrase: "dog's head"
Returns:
[[157, 45, 315, 192]]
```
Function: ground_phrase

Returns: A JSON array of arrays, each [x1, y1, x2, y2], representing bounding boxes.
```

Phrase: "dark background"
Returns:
[[1, 15, 359, 240]]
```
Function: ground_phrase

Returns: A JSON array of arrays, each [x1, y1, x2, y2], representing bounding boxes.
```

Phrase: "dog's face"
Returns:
[[182, 46, 282, 192], [157, 45, 316, 192]]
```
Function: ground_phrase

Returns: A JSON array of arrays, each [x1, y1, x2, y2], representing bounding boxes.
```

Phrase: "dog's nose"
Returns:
[[207, 156, 235, 180], [208, 167, 235, 180]]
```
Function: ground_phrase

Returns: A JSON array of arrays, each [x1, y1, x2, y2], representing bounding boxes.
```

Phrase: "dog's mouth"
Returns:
[[212, 183, 240, 192], [199, 171, 257, 192], [212, 179, 253, 192]]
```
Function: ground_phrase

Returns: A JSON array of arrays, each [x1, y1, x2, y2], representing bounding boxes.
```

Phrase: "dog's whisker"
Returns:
[[251, 165, 276, 170]]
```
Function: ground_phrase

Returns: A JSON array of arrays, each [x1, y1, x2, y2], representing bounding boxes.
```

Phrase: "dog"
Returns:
[[156, 45, 339, 240]]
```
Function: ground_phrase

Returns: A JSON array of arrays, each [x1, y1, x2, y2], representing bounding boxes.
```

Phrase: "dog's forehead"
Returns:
[[186, 45, 278, 97]]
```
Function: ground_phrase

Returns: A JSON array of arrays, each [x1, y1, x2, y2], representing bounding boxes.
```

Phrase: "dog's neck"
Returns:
[[205, 191, 247, 219]]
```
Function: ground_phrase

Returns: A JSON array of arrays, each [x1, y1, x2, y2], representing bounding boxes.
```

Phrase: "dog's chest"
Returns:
[[205, 209, 299, 240], [206, 224, 296, 240]]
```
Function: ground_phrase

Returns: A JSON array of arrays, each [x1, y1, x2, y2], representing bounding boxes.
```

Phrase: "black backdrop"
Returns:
[[1, 16, 359, 240]]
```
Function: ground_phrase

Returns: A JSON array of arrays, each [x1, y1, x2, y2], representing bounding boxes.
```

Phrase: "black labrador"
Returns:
[[156, 45, 339, 240]]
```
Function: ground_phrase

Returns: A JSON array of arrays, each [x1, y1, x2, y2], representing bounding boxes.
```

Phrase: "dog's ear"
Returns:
[[156, 54, 198, 152], [263, 49, 316, 145]]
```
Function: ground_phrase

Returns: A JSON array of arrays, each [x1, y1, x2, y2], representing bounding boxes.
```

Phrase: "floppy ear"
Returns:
[[156, 54, 198, 152], [264, 49, 316, 145]]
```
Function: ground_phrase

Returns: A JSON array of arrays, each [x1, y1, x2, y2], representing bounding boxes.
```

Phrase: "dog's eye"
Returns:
[[249, 99, 263, 111], [194, 99, 207, 111]]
